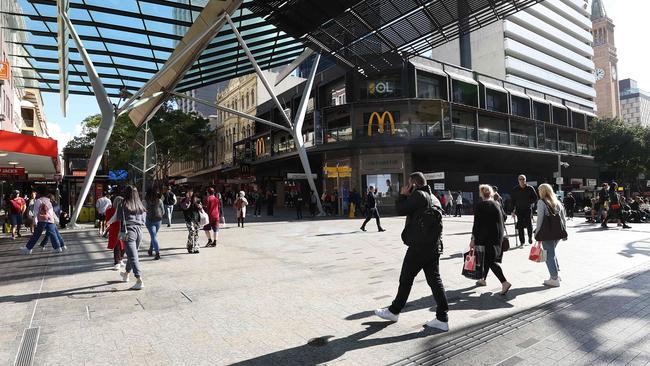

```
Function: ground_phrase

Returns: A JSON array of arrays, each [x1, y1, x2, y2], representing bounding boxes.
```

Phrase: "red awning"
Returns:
[[0, 130, 60, 178]]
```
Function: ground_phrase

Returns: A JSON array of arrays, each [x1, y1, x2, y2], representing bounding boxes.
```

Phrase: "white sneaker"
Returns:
[[54, 247, 63, 253], [19, 246, 32, 255], [40, 246, 46, 251], [374, 308, 399, 322], [425, 319, 449, 331], [543, 279, 560, 287], [120, 272, 130, 283], [131, 279, 144, 290], [113, 263, 121, 271], [60, 245, 67, 251]]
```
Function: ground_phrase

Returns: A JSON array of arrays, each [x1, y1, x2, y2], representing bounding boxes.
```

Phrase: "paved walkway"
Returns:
[[1, 209, 649, 365]]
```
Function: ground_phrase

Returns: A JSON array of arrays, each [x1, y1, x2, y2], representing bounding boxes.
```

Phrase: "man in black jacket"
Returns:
[[510, 174, 538, 246], [360, 186, 385, 232], [374, 172, 449, 331]]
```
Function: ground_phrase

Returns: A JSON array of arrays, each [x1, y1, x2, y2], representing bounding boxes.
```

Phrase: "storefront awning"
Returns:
[[446, 71, 478, 86], [547, 100, 567, 110], [410, 57, 447, 77], [479, 80, 507, 94], [527, 94, 550, 105], [0, 130, 60, 178], [505, 87, 530, 100]]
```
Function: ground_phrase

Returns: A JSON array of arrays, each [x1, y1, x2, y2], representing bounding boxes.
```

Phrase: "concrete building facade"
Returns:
[[591, 0, 620, 118], [430, 0, 596, 111], [619, 79, 650, 127], [168, 70, 304, 184]]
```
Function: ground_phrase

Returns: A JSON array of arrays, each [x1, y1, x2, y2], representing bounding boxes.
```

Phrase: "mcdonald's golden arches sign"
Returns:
[[367, 111, 396, 136], [255, 137, 266, 156]]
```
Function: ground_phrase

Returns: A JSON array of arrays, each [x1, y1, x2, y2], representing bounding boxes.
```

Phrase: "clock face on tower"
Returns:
[[595, 68, 605, 81]]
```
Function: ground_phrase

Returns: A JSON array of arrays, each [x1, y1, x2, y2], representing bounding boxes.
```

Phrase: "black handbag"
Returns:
[[534, 202, 567, 241], [501, 226, 510, 252]]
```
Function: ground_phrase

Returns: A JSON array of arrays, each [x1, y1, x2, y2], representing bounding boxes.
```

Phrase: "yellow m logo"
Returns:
[[367, 111, 396, 137], [255, 138, 266, 156]]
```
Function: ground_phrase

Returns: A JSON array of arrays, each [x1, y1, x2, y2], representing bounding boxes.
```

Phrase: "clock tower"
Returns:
[[591, 0, 620, 118]]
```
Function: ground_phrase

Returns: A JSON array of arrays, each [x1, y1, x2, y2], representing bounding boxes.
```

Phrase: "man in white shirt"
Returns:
[[96, 192, 112, 236]]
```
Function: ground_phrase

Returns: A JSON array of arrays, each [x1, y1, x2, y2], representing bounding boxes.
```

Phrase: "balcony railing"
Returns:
[[511, 133, 536, 148], [452, 124, 476, 141], [478, 129, 508, 145], [577, 143, 591, 155], [545, 140, 558, 151], [559, 140, 576, 153], [323, 127, 353, 143], [273, 140, 296, 154]]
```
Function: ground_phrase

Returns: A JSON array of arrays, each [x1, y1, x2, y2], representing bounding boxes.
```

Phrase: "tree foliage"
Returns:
[[590, 117, 650, 183], [65, 103, 213, 183]]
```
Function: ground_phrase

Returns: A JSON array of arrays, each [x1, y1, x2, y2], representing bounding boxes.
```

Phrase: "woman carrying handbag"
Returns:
[[534, 183, 568, 288], [470, 185, 511, 295]]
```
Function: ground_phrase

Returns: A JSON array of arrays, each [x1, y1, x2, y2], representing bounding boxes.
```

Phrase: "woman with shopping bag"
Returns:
[[469, 185, 511, 295], [534, 183, 568, 287]]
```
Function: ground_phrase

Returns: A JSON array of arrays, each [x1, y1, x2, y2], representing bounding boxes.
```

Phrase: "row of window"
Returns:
[[217, 88, 256, 123]]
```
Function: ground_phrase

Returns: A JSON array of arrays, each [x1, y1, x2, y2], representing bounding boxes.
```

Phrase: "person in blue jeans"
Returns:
[[20, 189, 64, 254], [38, 194, 65, 250], [535, 183, 567, 288], [145, 187, 164, 260]]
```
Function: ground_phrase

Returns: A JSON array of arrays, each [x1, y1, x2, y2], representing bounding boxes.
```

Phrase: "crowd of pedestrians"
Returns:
[[374, 172, 569, 332]]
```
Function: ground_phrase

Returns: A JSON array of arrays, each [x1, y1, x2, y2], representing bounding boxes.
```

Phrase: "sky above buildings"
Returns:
[[42, 0, 648, 152]]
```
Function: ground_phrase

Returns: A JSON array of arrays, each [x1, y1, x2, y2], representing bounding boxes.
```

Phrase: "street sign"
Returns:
[[0, 167, 25, 175], [287, 173, 317, 180], [433, 183, 445, 190], [556, 177, 564, 185], [587, 179, 597, 187], [424, 172, 445, 180], [464, 175, 479, 183]]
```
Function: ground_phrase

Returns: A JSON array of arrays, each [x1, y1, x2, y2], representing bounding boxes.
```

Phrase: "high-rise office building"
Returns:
[[591, 0, 620, 118], [619, 79, 650, 127], [431, 0, 596, 110]]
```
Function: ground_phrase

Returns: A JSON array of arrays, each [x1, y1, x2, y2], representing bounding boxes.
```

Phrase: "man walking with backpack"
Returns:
[[374, 172, 449, 331], [162, 186, 177, 227]]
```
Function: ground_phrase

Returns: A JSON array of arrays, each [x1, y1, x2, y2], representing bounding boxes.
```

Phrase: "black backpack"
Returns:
[[402, 191, 444, 251]]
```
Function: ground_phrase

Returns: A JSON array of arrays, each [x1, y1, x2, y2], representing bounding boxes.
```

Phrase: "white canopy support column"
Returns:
[[62, 12, 115, 227], [291, 53, 324, 215], [226, 14, 325, 215]]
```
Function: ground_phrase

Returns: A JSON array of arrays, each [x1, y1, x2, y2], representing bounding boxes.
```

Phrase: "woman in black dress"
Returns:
[[470, 184, 511, 295]]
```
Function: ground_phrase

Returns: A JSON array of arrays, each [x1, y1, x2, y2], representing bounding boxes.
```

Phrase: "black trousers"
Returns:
[[389, 246, 449, 322], [482, 245, 507, 283], [296, 205, 303, 219], [515, 208, 533, 244], [361, 207, 382, 229], [254, 203, 262, 216], [566, 207, 574, 218], [454, 204, 463, 216]]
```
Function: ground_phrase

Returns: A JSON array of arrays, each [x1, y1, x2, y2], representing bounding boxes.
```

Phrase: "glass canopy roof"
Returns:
[[4, 0, 543, 99], [5, 0, 306, 97]]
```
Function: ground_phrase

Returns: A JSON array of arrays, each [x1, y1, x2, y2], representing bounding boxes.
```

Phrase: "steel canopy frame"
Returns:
[[225, 13, 325, 215], [66, 0, 243, 226]]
